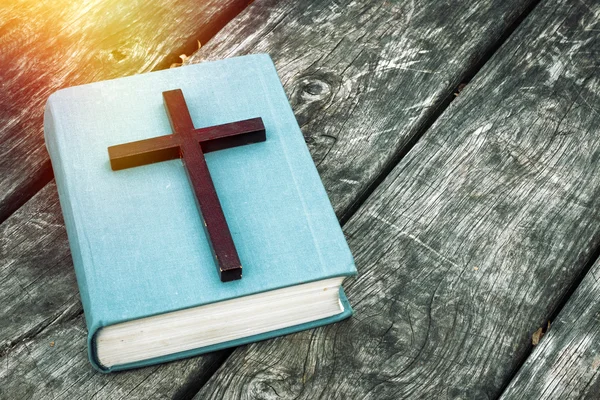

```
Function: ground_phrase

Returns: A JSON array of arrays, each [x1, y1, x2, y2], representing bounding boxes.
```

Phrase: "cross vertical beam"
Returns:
[[163, 90, 242, 282]]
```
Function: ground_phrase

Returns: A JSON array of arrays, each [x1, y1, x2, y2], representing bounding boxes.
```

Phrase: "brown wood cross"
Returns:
[[108, 89, 266, 282]]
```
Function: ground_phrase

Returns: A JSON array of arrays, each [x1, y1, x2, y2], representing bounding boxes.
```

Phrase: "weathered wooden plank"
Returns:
[[193, 0, 600, 398], [0, 314, 228, 399], [186, 0, 538, 222], [1, 0, 536, 363], [0, 183, 75, 354], [0, 0, 250, 224], [0, 0, 541, 395], [501, 257, 600, 399]]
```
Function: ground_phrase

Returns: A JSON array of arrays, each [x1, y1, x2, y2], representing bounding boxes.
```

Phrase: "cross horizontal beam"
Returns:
[[108, 118, 265, 170]]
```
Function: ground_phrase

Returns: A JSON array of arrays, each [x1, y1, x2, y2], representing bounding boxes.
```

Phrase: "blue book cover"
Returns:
[[44, 54, 356, 372]]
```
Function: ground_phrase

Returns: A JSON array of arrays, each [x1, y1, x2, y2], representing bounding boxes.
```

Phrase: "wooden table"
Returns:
[[2, 0, 600, 398]]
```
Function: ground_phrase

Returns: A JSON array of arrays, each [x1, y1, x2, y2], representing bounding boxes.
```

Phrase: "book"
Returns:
[[43, 54, 356, 372]]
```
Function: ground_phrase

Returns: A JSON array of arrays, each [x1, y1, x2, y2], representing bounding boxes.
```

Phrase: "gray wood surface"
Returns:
[[0, 0, 250, 224], [501, 257, 600, 399], [193, 0, 600, 398], [7, 0, 598, 397], [0, 183, 76, 354], [0, 0, 536, 380], [0, 0, 540, 396]]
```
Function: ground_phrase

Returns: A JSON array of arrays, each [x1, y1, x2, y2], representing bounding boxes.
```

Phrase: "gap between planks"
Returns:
[[179, 0, 546, 394], [0, 0, 549, 397], [188, 0, 600, 398], [498, 238, 600, 399], [337, 0, 543, 226], [181, 0, 545, 398], [1, 0, 542, 356]]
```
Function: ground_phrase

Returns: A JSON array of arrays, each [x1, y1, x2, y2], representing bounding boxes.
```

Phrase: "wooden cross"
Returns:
[[108, 89, 266, 282]]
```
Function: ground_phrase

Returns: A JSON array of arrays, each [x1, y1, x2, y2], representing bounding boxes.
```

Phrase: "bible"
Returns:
[[43, 54, 356, 372]]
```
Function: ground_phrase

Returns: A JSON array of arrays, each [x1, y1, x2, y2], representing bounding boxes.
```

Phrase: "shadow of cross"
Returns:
[[108, 89, 266, 282]]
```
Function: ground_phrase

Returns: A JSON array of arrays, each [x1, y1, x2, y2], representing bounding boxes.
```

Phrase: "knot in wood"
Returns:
[[291, 72, 340, 129], [296, 74, 334, 103]]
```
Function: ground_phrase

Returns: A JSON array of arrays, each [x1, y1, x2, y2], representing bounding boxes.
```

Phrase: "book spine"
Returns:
[[44, 96, 96, 331]]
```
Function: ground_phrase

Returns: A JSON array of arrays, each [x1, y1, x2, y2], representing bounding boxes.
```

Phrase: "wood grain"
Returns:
[[501, 257, 600, 399], [187, 0, 537, 222], [0, 314, 228, 399], [0, 0, 559, 396], [0, 0, 250, 224], [1, 0, 537, 364], [0, 183, 75, 355], [193, 0, 600, 398]]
